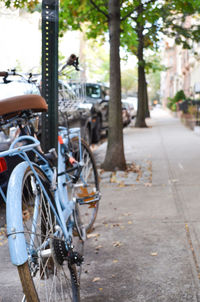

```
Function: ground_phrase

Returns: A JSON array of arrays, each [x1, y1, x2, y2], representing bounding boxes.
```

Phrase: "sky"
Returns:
[[0, 8, 41, 71], [0, 7, 80, 72], [0, 6, 137, 78]]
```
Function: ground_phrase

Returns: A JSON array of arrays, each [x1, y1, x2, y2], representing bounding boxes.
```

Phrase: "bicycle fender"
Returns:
[[6, 162, 29, 266]]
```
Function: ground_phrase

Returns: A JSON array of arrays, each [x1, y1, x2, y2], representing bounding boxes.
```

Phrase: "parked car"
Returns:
[[82, 83, 132, 142], [84, 83, 109, 143], [121, 101, 132, 126], [125, 96, 138, 118]]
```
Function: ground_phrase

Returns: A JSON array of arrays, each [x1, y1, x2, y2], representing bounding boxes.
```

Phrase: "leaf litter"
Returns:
[[99, 159, 152, 186]]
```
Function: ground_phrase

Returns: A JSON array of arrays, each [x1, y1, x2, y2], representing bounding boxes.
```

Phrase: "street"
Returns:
[[1, 107, 200, 301]]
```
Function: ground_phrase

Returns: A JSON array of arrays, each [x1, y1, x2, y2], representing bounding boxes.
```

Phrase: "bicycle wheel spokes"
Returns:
[[69, 138, 100, 233], [18, 167, 80, 302]]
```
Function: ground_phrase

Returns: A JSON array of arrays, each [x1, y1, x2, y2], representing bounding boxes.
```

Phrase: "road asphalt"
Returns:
[[1, 107, 200, 301]]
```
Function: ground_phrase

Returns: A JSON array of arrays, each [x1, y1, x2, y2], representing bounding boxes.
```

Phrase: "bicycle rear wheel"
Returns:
[[15, 166, 81, 302], [68, 138, 100, 233]]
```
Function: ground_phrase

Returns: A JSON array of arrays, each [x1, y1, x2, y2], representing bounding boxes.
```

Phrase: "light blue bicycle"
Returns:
[[0, 91, 100, 301]]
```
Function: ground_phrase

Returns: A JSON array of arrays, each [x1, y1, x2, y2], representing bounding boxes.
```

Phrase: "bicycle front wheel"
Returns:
[[68, 138, 100, 233], [14, 166, 80, 302]]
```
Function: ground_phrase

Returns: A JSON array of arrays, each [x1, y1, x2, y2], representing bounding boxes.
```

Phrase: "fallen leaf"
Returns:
[[92, 277, 100, 282], [118, 182, 125, 187], [171, 179, 179, 183], [113, 259, 118, 263], [144, 183, 152, 187], [110, 173, 117, 183], [113, 223, 120, 227], [95, 245, 102, 250], [113, 241, 123, 247], [87, 233, 100, 239]]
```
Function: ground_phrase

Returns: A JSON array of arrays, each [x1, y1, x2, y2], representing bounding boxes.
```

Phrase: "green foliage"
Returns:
[[167, 90, 186, 111], [1, 0, 39, 10], [173, 90, 186, 103], [161, 0, 200, 49], [59, 0, 108, 38], [58, 0, 200, 129], [145, 53, 166, 74]]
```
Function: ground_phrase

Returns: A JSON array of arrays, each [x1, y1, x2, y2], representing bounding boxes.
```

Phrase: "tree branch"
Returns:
[[89, 0, 109, 20], [130, 15, 137, 22], [121, 9, 135, 22], [145, 0, 156, 5]]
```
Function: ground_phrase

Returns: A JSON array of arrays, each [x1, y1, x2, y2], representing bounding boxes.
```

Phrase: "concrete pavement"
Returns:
[[1, 108, 200, 301], [84, 108, 200, 301]]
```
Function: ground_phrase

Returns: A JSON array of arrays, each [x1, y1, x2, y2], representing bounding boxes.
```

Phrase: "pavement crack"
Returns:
[[185, 223, 200, 280]]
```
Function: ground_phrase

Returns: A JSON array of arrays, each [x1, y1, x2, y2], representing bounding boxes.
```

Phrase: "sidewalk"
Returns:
[[82, 108, 200, 302], [1, 108, 200, 301]]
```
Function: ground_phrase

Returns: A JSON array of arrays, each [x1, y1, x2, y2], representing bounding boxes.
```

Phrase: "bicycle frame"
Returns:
[[0, 126, 84, 266]]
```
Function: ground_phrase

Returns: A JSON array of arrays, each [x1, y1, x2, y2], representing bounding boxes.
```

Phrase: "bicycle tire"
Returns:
[[15, 166, 80, 302], [68, 138, 99, 233]]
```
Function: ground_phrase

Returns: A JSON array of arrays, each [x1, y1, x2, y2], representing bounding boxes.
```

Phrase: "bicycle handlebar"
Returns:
[[1, 54, 79, 79], [59, 54, 80, 73], [0, 70, 16, 77], [0, 69, 38, 83]]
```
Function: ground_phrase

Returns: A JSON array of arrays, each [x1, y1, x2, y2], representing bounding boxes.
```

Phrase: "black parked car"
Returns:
[[83, 83, 131, 142]]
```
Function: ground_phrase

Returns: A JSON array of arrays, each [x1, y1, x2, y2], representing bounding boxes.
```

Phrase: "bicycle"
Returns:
[[0, 68, 100, 301]]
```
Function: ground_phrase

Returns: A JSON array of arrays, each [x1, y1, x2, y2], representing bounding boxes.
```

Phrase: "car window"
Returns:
[[86, 84, 101, 99]]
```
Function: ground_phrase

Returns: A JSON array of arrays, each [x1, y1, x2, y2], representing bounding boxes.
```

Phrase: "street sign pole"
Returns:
[[41, 0, 58, 153]]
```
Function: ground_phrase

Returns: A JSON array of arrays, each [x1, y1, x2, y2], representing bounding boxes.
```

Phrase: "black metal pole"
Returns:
[[41, 0, 58, 152]]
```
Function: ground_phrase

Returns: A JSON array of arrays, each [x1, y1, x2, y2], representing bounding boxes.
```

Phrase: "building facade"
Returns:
[[161, 16, 200, 107]]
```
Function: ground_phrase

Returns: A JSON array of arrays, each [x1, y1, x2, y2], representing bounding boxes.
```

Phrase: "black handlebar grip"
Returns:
[[67, 54, 77, 66]]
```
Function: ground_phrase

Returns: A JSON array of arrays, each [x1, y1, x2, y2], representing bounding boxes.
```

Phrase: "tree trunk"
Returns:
[[144, 78, 150, 118], [101, 0, 126, 171], [135, 3, 147, 128]]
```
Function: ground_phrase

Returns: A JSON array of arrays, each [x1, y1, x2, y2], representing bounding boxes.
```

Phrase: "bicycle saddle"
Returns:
[[0, 94, 48, 116]]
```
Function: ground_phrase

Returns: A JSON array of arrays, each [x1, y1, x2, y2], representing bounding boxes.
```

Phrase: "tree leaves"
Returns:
[[1, 0, 39, 10]]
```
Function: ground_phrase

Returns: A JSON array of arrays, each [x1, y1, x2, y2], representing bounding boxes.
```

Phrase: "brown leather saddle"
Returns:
[[0, 94, 48, 117]]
